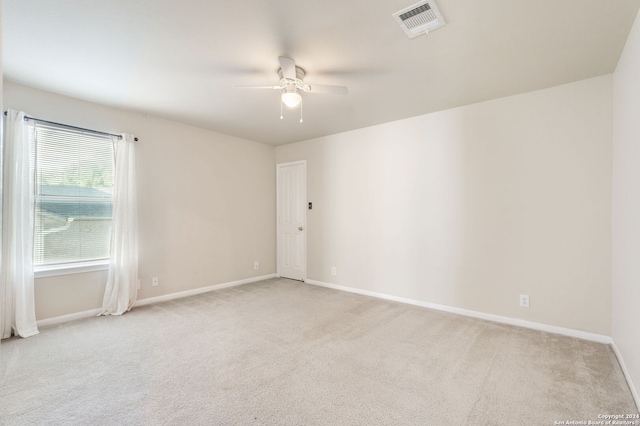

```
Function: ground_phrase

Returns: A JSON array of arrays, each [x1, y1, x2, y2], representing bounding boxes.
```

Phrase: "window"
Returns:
[[32, 123, 115, 267]]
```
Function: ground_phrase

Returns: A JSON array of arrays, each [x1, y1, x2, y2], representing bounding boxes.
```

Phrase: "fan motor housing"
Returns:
[[278, 66, 306, 88]]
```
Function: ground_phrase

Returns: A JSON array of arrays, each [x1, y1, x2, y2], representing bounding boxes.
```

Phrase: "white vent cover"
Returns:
[[392, 0, 446, 39]]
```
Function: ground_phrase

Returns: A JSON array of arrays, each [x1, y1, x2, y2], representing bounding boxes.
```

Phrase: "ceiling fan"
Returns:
[[234, 56, 349, 121]]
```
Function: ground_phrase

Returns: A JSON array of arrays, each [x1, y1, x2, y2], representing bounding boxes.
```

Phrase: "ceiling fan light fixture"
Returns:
[[281, 88, 302, 108]]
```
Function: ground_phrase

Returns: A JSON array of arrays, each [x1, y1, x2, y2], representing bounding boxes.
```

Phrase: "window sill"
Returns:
[[34, 260, 110, 278]]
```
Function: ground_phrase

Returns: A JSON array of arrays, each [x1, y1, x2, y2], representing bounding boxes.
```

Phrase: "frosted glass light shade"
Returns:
[[282, 91, 302, 107]]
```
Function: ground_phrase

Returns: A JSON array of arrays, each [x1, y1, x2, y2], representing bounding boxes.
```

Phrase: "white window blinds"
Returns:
[[32, 123, 115, 266]]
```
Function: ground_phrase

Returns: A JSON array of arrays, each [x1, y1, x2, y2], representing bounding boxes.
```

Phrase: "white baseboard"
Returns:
[[37, 308, 103, 328], [309, 278, 640, 409], [34, 274, 638, 409], [305, 279, 613, 344], [36, 274, 276, 327], [611, 340, 640, 411], [133, 274, 277, 307]]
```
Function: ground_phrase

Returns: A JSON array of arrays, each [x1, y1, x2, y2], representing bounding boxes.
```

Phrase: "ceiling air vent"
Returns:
[[392, 0, 446, 39]]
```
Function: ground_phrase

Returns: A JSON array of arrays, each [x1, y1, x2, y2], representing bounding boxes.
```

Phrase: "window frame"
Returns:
[[31, 122, 116, 275], [34, 260, 109, 278]]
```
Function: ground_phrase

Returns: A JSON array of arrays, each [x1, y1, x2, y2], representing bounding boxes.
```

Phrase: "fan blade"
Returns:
[[302, 84, 349, 95], [233, 85, 281, 90], [278, 56, 296, 80]]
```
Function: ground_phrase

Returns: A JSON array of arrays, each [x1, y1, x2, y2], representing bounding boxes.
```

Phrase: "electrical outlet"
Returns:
[[152, 277, 159, 287], [520, 294, 530, 308], [254, 261, 260, 270], [331, 267, 337, 276]]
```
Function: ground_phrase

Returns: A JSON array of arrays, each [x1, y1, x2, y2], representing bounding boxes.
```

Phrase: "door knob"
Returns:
[[298, 226, 304, 231]]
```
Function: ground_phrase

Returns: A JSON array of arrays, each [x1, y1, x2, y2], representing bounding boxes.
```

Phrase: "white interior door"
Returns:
[[277, 161, 306, 281]]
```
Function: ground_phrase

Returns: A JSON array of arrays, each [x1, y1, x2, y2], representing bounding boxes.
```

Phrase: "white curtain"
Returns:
[[100, 133, 138, 315], [1, 109, 39, 338]]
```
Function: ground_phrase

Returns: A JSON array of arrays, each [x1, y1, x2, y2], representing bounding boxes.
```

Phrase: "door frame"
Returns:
[[276, 160, 307, 282]]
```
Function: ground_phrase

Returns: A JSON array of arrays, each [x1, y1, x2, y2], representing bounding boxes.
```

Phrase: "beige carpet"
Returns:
[[0, 278, 637, 425]]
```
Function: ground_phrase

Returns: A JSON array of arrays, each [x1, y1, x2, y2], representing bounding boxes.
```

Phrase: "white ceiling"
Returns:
[[4, 0, 640, 146]]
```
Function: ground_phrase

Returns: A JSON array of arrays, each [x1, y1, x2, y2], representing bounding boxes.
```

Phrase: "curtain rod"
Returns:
[[3, 111, 139, 142]]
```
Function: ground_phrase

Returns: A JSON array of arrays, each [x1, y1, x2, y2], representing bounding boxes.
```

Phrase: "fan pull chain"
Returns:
[[299, 100, 303, 123], [280, 100, 284, 120]]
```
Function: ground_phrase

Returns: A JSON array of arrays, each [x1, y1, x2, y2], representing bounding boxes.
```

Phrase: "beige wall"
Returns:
[[2, 73, 619, 337], [3, 82, 276, 320], [613, 8, 640, 403], [277, 75, 613, 335]]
